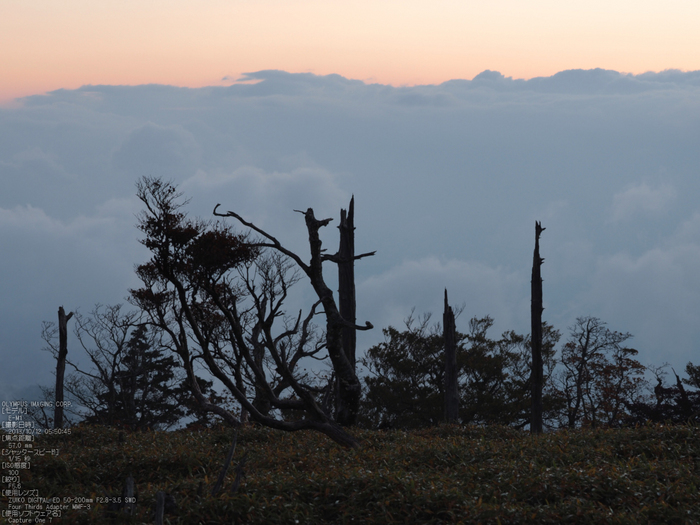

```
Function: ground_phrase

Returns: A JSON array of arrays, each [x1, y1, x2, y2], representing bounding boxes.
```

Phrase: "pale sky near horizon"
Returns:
[[3, 0, 700, 104]]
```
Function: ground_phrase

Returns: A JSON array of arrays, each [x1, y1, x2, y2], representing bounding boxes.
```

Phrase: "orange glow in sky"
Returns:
[[2, 0, 700, 104]]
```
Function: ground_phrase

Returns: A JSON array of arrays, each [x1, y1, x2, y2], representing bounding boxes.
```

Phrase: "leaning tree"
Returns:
[[131, 177, 373, 447]]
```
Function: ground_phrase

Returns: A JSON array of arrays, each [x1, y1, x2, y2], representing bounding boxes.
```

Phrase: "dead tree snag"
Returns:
[[54, 305, 73, 429], [531, 221, 545, 434], [443, 289, 459, 423]]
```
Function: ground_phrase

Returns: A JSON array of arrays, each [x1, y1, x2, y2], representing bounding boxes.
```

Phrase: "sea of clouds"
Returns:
[[2, 68, 699, 406]]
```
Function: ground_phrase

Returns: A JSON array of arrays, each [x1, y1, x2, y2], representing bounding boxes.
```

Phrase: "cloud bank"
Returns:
[[2, 68, 700, 407]]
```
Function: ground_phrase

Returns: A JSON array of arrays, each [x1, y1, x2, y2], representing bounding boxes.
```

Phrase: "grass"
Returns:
[[2, 423, 699, 524]]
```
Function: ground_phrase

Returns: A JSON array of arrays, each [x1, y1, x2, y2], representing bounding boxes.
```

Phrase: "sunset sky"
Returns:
[[3, 0, 700, 104], [2, 1, 700, 417]]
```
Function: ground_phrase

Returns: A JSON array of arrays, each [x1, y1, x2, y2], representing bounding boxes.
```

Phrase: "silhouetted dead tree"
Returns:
[[131, 177, 373, 447], [333, 196, 375, 423], [531, 221, 545, 434], [214, 200, 375, 429], [54, 306, 74, 429], [443, 290, 459, 422]]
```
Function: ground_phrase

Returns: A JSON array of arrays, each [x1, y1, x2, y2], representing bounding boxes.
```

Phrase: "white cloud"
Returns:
[[0, 202, 148, 402], [184, 165, 346, 213], [357, 257, 527, 345], [673, 211, 700, 244], [0, 201, 146, 317], [0, 203, 60, 231], [112, 122, 201, 179], [0, 198, 139, 242], [584, 219, 700, 365], [3, 68, 700, 402], [182, 165, 349, 254], [611, 182, 676, 222]]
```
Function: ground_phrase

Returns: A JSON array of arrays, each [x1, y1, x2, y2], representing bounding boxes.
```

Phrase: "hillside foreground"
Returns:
[[2, 423, 699, 524]]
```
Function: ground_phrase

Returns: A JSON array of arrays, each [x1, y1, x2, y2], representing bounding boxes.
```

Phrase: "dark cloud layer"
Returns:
[[2, 69, 699, 407]]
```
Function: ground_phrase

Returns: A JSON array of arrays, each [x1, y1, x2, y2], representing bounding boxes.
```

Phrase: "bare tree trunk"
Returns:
[[443, 289, 459, 423], [530, 221, 545, 434], [293, 204, 374, 428], [213, 200, 375, 438], [336, 196, 357, 422], [54, 306, 73, 429], [301, 208, 363, 427]]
